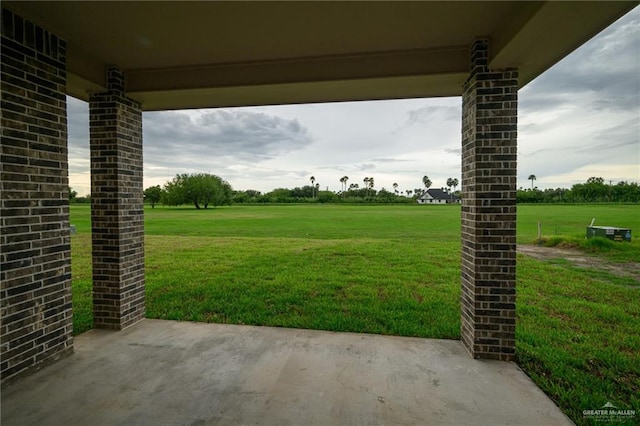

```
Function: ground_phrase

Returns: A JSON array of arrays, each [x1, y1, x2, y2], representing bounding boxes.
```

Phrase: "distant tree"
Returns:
[[263, 188, 293, 203], [376, 188, 396, 203], [362, 177, 374, 197], [528, 174, 537, 190], [143, 185, 162, 208], [422, 175, 432, 192], [393, 182, 399, 194], [611, 181, 640, 202], [68, 186, 77, 201], [233, 189, 262, 203], [446, 178, 453, 202], [570, 177, 610, 202], [339, 175, 349, 193], [339, 175, 350, 197], [446, 178, 459, 202], [233, 191, 251, 204], [310, 176, 316, 198], [587, 176, 605, 185], [162, 173, 232, 209], [317, 190, 339, 203], [290, 185, 314, 199], [162, 176, 187, 206]]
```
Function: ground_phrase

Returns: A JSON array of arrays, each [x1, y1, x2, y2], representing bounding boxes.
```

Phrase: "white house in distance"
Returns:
[[417, 188, 460, 204]]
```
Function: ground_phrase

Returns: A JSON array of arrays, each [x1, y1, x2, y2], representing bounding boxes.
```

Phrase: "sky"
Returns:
[[67, 7, 639, 197]]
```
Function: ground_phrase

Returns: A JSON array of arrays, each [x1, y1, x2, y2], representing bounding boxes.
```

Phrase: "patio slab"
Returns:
[[1, 319, 573, 425]]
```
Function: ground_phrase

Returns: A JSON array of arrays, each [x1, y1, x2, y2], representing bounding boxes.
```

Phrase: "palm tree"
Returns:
[[528, 174, 536, 190], [343, 176, 349, 195], [451, 178, 459, 203], [422, 175, 432, 193], [446, 178, 454, 202], [339, 175, 349, 197], [363, 177, 369, 197], [393, 182, 398, 194], [446, 178, 453, 192], [310, 176, 316, 198]]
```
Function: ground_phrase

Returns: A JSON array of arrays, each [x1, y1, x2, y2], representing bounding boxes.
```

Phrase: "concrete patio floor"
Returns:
[[2, 319, 573, 426]]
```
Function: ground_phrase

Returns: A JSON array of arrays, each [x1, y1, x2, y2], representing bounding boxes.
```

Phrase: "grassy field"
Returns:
[[70, 203, 639, 425]]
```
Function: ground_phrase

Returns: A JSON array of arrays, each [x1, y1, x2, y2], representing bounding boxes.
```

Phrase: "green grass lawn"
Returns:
[[70, 203, 639, 425], [517, 204, 640, 263]]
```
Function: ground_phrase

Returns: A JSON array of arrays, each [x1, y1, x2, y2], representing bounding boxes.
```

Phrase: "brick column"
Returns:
[[90, 68, 145, 330], [460, 40, 518, 361], [1, 8, 73, 383]]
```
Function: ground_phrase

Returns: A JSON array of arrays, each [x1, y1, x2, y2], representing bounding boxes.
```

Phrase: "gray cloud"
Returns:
[[353, 163, 376, 172], [370, 158, 412, 163], [592, 117, 640, 145], [521, 7, 640, 113], [406, 105, 461, 126], [143, 109, 312, 167]]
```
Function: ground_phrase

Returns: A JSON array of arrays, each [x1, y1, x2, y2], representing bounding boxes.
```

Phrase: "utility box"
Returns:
[[586, 226, 631, 242]]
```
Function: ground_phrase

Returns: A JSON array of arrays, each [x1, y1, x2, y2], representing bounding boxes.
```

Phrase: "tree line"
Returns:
[[71, 175, 639, 207], [232, 185, 420, 204], [517, 177, 640, 203], [231, 174, 459, 204]]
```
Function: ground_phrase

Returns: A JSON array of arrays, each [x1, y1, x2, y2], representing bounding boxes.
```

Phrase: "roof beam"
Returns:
[[124, 47, 468, 107], [129, 73, 468, 111]]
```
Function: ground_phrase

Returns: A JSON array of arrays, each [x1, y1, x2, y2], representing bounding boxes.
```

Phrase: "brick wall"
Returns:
[[90, 68, 145, 330], [460, 39, 518, 361], [1, 8, 73, 383]]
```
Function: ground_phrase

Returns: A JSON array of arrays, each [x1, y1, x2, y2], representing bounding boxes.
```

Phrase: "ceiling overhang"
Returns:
[[4, 1, 637, 111]]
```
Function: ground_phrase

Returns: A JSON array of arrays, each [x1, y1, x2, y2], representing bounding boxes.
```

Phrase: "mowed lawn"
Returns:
[[70, 203, 639, 425]]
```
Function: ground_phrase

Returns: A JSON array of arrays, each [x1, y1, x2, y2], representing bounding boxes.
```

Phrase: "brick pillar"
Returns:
[[460, 40, 518, 361], [90, 68, 145, 330], [1, 8, 73, 383]]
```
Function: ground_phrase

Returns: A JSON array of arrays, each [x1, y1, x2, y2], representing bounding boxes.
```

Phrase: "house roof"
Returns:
[[3, 1, 635, 110], [420, 189, 459, 201]]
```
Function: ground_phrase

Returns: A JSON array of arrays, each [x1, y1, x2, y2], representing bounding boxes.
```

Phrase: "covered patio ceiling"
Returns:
[[4, 1, 636, 110]]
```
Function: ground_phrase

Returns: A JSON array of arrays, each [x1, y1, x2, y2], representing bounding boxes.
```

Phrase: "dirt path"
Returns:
[[517, 244, 640, 282]]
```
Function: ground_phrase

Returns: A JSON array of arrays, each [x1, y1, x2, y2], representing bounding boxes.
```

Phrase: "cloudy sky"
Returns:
[[67, 7, 639, 197]]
